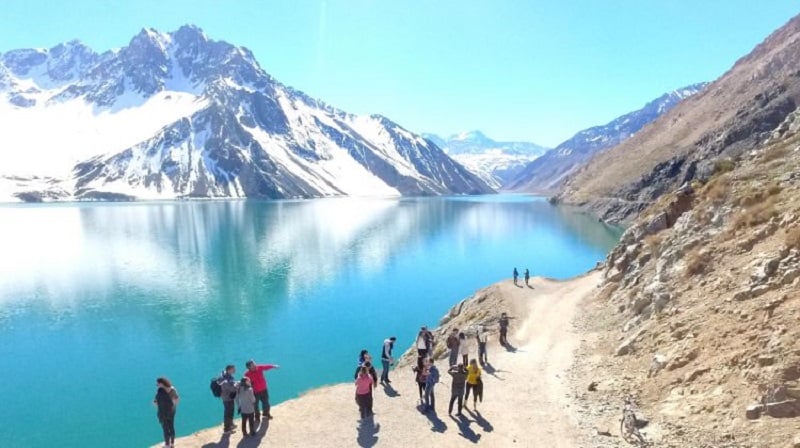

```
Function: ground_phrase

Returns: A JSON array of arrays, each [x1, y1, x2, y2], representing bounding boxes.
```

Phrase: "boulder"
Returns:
[[782, 269, 800, 286], [745, 403, 763, 420], [765, 399, 800, 418], [646, 212, 669, 235], [616, 338, 636, 356], [732, 289, 752, 301]]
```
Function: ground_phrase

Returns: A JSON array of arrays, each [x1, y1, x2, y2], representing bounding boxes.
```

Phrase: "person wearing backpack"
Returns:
[[153, 377, 179, 448], [446, 328, 460, 366], [236, 377, 257, 437], [244, 359, 279, 423], [423, 358, 440, 413], [217, 365, 239, 433]]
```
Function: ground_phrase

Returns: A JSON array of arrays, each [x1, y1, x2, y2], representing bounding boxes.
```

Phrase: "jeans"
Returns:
[[223, 400, 235, 430], [424, 383, 436, 410], [448, 348, 458, 366], [478, 342, 487, 363], [449, 388, 464, 414], [254, 389, 270, 418], [241, 412, 256, 435], [380, 359, 390, 382], [159, 411, 176, 445]]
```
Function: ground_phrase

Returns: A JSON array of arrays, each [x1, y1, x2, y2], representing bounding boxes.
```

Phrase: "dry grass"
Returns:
[[684, 248, 711, 277], [703, 175, 732, 203], [761, 146, 790, 163], [713, 158, 735, 174], [730, 195, 780, 230], [733, 181, 782, 208], [644, 233, 665, 257]]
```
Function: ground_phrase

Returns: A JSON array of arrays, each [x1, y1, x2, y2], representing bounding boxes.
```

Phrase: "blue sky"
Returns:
[[1, 1, 798, 147]]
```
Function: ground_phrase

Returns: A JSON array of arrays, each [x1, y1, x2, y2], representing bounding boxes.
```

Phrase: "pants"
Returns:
[[449, 388, 464, 414], [254, 389, 270, 418], [461, 354, 468, 367], [381, 359, 390, 382], [500, 328, 508, 345], [355, 393, 373, 419], [417, 348, 428, 359], [241, 412, 256, 435], [223, 400, 235, 430], [417, 381, 425, 400], [159, 411, 176, 445], [478, 342, 487, 363], [465, 382, 483, 403], [424, 383, 436, 410], [448, 348, 458, 366]]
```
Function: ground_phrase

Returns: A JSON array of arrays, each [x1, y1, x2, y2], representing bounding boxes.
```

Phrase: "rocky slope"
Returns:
[[555, 14, 800, 224], [506, 83, 706, 195], [569, 99, 800, 447], [423, 130, 548, 189], [0, 26, 492, 202]]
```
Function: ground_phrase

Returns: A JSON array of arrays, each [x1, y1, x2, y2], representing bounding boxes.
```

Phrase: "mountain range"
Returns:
[[0, 26, 492, 202], [506, 82, 708, 194], [422, 130, 548, 188]]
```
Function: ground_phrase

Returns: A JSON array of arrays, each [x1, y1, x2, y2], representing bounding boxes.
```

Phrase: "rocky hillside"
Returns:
[[555, 14, 800, 224], [424, 130, 548, 189], [0, 26, 492, 202], [571, 103, 800, 447], [506, 83, 706, 194]]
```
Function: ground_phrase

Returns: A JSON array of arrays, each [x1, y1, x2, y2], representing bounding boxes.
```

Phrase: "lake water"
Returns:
[[0, 195, 621, 447]]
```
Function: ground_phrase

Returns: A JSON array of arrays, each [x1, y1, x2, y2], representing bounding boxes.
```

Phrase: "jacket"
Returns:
[[355, 373, 373, 395], [244, 364, 276, 394], [218, 372, 238, 402], [236, 384, 257, 414], [426, 365, 440, 387], [448, 366, 467, 392], [381, 339, 394, 362], [466, 364, 482, 385], [154, 387, 178, 419]]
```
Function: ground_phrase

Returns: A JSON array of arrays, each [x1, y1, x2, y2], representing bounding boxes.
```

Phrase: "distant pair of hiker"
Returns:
[[512, 267, 531, 286], [446, 326, 489, 366], [215, 359, 280, 436]]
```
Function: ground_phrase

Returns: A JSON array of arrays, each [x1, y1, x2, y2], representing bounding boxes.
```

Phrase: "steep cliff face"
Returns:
[[556, 14, 800, 224]]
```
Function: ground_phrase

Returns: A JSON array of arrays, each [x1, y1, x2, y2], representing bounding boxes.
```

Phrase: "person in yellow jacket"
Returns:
[[464, 358, 483, 409]]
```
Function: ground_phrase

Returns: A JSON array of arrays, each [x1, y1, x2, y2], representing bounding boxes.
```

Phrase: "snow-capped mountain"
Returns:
[[0, 26, 492, 202], [505, 82, 708, 193], [423, 130, 548, 189]]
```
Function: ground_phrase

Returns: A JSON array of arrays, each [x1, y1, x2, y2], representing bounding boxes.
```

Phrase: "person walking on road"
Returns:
[[245, 359, 279, 422], [380, 336, 396, 384]]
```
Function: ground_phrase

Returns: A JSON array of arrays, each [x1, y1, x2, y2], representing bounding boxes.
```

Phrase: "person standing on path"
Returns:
[[513, 267, 519, 285], [217, 365, 239, 433], [355, 366, 374, 420], [244, 359, 279, 423], [464, 359, 483, 409], [476, 326, 489, 365], [499, 312, 512, 346], [524, 268, 530, 287], [424, 359, 440, 413], [447, 363, 467, 416], [354, 353, 378, 388], [236, 377, 257, 437], [412, 357, 429, 404], [458, 332, 469, 367], [153, 377, 179, 448], [446, 328, 460, 366], [416, 326, 431, 359], [380, 336, 396, 384]]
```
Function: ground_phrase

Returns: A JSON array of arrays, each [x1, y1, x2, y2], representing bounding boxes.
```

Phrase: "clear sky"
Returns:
[[1, 1, 798, 147]]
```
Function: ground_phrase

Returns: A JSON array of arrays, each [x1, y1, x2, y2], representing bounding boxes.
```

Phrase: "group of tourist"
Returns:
[[152, 358, 279, 447], [355, 312, 511, 421], [152, 312, 514, 447]]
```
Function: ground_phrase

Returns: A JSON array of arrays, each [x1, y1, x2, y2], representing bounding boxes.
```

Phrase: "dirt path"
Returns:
[[166, 272, 601, 447]]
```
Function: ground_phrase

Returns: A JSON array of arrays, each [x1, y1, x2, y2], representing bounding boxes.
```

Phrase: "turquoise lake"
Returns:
[[0, 195, 621, 447]]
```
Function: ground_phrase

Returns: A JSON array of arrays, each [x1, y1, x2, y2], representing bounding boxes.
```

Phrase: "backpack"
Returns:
[[210, 378, 222, 398]]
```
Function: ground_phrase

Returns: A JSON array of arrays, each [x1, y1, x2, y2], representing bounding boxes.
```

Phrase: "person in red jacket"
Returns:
[[244, 359, 280, 422]]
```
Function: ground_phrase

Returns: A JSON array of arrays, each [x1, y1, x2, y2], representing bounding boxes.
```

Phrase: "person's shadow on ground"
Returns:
[[382, 383, 400, 397], [201, 431, 231, 448], [526, 284, 534, 289], [234, 418, 270, 448], [467, 408, 494, 433], [501, 342, 518, 353], [424, 408, 447, 433], [481, 362, 508, 380], [356, 416, 380, 447], [450, 414, 481, 443]]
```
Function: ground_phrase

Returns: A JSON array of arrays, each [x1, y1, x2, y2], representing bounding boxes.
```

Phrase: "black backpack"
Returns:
[[210, 378, 222, 398]]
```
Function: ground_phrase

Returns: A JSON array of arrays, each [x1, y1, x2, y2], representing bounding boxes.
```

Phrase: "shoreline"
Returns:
[[162, 269, 603, 447]]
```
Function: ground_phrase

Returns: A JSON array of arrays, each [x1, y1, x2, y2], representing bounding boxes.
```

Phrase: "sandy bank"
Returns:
[[162, 272, 601, 447]]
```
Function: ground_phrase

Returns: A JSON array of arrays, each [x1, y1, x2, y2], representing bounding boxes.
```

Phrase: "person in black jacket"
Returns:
[[354, 353, 378, 390], [447, 364, 467, 416], [153, 377, 179, 447]]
